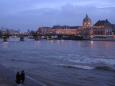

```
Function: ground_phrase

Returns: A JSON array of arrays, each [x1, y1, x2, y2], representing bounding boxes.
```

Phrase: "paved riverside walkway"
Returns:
[[0, 65, 45, 86]]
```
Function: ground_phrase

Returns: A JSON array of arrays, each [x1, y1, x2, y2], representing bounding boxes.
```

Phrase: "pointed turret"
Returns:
[[83, 14, 92, 28]]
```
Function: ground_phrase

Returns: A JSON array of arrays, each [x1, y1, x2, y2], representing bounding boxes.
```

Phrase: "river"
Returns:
[[0, 39, 115, 86]]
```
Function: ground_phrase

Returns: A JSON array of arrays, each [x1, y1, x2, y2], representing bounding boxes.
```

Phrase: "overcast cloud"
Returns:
[[0, 0, 115, 31]]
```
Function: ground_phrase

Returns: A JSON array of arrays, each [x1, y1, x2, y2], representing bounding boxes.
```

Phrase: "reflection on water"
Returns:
[[90, 41, 94, 48], [103, 41, 113, 48], [34, 41, 41, 48], [0, 40, 114, 66], [0, 40, 115, 86], [90, 41, 94, 45], [2, 42, 9, 48]]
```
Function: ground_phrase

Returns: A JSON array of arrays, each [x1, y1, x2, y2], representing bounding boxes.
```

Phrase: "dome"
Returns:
[[83, 14, 91, 22], [83, 14, 92, 28]]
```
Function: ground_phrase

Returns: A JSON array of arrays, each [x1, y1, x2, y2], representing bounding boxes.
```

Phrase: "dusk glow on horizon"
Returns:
[[0, 0, 115, 31]]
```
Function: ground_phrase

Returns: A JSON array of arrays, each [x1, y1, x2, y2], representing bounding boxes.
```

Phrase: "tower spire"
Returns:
[[83, 14, 92, 28], [86, 14, 88, 18]]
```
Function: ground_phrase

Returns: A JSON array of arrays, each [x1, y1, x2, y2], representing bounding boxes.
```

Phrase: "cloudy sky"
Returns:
[[0, 0, 115, 31]]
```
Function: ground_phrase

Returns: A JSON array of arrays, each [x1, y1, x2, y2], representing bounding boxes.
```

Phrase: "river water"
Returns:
[[0, 39, 115, 86]]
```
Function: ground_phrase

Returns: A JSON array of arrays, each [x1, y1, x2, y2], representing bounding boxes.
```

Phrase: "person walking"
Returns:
[[20, 70, 25, 84]]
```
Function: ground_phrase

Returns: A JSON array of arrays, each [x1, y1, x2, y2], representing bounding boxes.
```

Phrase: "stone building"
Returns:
[[37, 26, 81, 36], [83, 14, 92, 28], [112, 24, 115, 34], [81, 14, 93, 39], [37, 14, 115, 40], [93, 20, 113, 38], [52, 26, 81, 36]]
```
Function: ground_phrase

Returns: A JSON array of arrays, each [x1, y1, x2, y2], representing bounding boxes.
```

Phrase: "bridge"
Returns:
[[0, 32, 83, 42]]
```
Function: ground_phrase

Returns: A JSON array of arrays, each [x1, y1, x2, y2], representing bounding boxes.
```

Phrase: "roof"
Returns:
[[69, 26, 80, 29], [112, 24, 115, 27], [112, 24, 115, 31], [39, 27, 51, 29], [83, 14, 91, 22], [94, 19, 112, 26], [52, 25, 80, 29]]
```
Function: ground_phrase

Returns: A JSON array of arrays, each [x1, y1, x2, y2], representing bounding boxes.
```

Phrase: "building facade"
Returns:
[[81, 15, 114, 39], [37, 26, 81, 36], [37, 14, 115, 40], [81, 14, 93, 39], [93, 20, 113, 38]]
